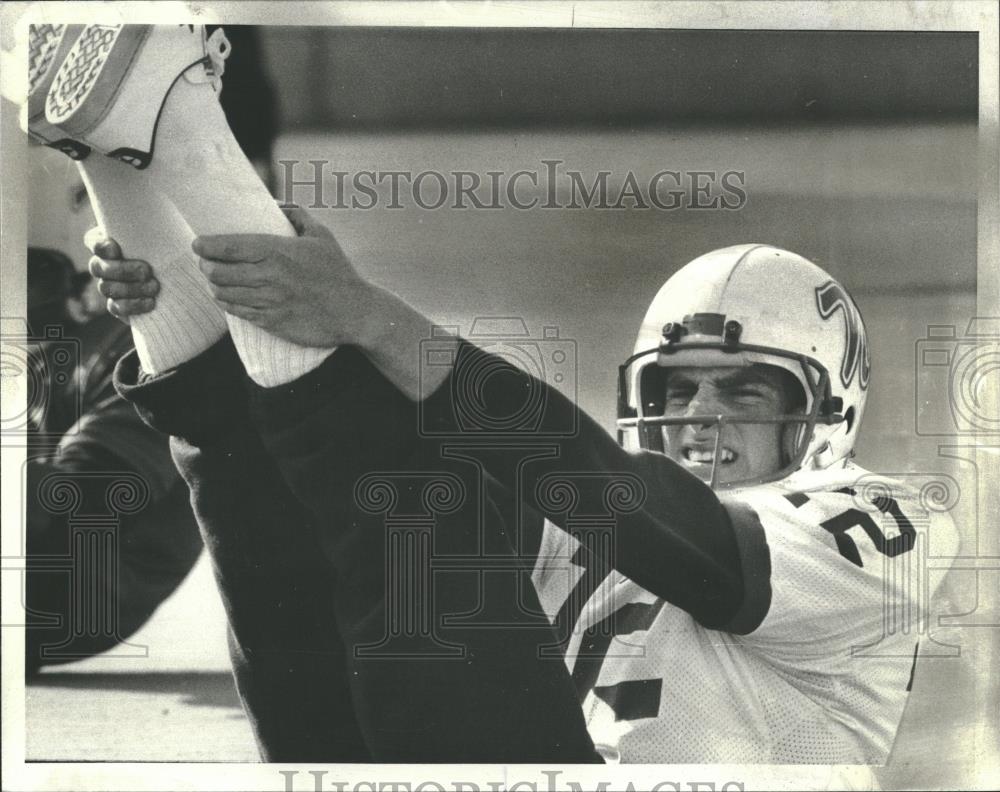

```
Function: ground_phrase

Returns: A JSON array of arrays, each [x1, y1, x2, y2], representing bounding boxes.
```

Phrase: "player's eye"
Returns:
[[726, 386, 779, 410], [664, 388, 694, 406]]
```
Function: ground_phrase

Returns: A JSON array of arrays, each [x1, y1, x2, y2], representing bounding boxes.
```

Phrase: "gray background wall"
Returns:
[[249, 26, 978, 475], [258, 28, 977, 128], [271, 125, 976, 476]]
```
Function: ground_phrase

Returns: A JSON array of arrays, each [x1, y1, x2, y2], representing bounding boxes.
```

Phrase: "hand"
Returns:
[[194, 206, 373, 347], [85, 228, 160, 323]]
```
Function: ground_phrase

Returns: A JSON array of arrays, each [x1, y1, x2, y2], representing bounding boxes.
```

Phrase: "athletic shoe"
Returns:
[[44, 24, 230, 169]]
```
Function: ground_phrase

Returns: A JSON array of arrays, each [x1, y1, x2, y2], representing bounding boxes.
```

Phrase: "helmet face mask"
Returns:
[[619, 331, 843, 488], [617, 245, 868, 489]]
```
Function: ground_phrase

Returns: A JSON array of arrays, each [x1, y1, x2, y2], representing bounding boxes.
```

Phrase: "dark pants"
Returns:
[[116, 338, 599, 762]]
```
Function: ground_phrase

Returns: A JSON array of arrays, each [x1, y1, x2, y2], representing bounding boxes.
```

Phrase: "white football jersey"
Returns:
[[531, 463, 959, 763]]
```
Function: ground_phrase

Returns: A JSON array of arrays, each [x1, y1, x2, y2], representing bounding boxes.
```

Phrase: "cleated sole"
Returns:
[[46, 25, 149, 132], [44, 25, 214, 169], [26, 23, 91, 158]]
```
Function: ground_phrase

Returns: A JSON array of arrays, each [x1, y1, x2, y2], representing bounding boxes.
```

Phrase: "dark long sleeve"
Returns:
[[253, 340, 744, 631], [243, 340, 743, 759], [421, 342, 745, 629], [113, 337, 369, 762]]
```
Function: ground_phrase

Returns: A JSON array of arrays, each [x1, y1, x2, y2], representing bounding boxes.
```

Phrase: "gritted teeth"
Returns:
[[683, 447, 737, 465]]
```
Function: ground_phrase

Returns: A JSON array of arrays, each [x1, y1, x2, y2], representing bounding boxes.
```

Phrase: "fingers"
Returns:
[[88, 255, 153, 283], [199, 258, 270, 288], [218, 301, 270, 326], [97, 277, 159, 301], [193, 234, 275, 263], [280, 203, 334, 239], [107, 297, 155, 320], [89, 254, 158, 319], [209, 284, 275, 308]]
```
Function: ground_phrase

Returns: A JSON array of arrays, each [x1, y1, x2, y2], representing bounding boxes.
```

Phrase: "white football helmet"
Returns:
[[617, 244, 870, 487]]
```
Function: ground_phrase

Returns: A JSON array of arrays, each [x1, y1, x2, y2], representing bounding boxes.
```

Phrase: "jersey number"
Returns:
[[788, 491, 916, 567], [562, 541, 666, 722]]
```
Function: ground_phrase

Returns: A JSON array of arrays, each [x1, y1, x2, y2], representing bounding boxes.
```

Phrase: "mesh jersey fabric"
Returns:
[[531, 462, 959, 763]]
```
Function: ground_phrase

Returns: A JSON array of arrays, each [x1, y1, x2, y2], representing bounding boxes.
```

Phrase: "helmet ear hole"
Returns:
[[639, 365, 667, 416], [636, 365, 668, 453]]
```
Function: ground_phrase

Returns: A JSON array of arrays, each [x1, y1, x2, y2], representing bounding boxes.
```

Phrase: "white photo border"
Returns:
[[2, 2, 997, 790]]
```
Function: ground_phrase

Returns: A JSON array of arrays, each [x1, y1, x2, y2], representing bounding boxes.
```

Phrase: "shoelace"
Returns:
[[185, 26, 231, 93], [203, 27, 231, 92]]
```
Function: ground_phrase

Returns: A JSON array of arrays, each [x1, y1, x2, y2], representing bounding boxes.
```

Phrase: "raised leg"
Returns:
[[142, 74, 335, 386], [77, 156, 227, 373]]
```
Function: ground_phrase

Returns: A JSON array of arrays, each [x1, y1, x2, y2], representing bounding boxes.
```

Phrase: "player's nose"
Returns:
[[684, 383, 724, 426]]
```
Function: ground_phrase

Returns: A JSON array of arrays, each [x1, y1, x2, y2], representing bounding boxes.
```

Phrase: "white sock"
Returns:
[[143, 76, 334, 387], [78, 156, 228, 373]]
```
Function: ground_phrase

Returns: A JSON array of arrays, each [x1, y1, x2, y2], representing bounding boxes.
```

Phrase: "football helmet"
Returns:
[[617, 244, 870, 488]]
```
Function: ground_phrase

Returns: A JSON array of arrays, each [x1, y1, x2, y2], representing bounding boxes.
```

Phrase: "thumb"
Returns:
[[84, 225, 124, 259], [83, 226, 104, 255], [95, 237, 124, 260], [280, 203, 333, 240]]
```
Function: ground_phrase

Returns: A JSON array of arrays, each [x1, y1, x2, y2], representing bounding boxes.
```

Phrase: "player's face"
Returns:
[[662, 365, 793, 485]]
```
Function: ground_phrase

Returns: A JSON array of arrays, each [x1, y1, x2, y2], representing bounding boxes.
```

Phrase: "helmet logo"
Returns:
[[815, 281, 871, 390]]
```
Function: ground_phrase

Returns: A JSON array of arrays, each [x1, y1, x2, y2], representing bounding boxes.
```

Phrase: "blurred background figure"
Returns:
[[71, 270, 105, 322], [25, 231, 204, 677], [26, 248, 102, 330], [26, 248, 83, 333]]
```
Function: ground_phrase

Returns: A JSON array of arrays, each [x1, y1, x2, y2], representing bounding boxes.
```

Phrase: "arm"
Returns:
[[113, 316, 600, 763], [95, 234, 576, 762], [731, 483, 959, 659], [189, 212, 598, 760], [194, 210, 745, 629]]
